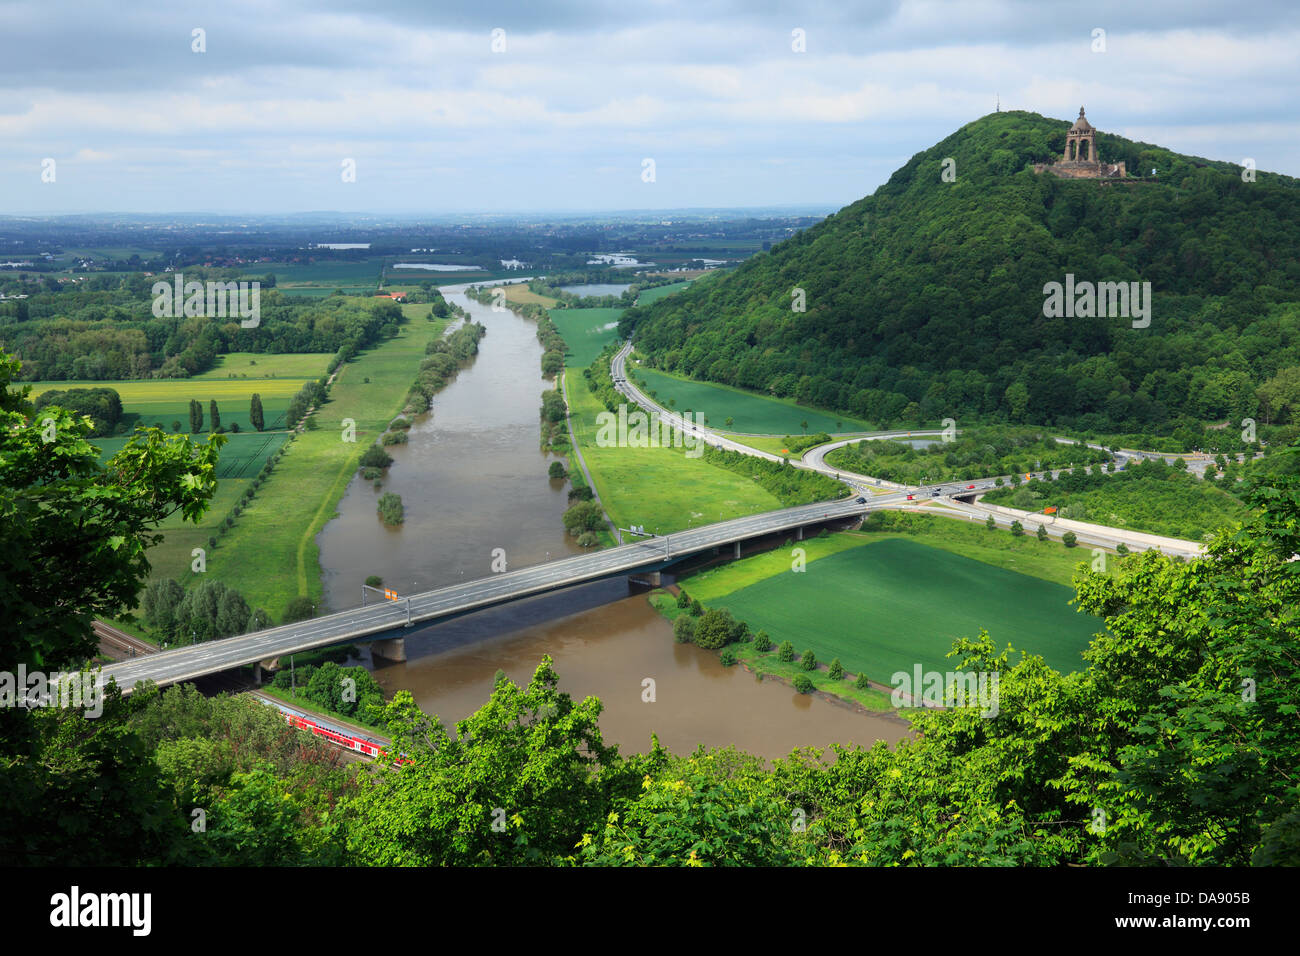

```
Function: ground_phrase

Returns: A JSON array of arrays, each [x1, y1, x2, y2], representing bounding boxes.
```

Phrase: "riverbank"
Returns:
[[206, 315, 450, 620]]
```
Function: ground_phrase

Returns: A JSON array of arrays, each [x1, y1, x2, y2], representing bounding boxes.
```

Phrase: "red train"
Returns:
[[260, 697, 407, 764]]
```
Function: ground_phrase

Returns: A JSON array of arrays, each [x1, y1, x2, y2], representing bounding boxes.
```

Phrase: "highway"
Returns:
[[611, 341, 1204, 558], [98, 494, 877, 692]]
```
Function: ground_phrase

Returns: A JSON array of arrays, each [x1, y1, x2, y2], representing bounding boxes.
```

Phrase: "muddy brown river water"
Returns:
[[314, 284, 912, 759]]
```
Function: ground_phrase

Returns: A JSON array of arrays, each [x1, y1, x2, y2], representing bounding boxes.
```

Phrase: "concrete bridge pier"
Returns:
[[252, 662, 263, 685], [796, 526, 804, 541], [371, 636, 407, 663], [628, 571, 661, 589], [734, 541, 741, 559]]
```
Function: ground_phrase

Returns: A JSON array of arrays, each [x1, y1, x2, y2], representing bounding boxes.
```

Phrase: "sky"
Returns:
[[1, 0, 1297, 215]]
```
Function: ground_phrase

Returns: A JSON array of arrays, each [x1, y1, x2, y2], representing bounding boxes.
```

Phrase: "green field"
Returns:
[[636, 281, 691, 305], [29, 352, 331, 435], [95, 430, 289, 480], [633, 365, 875, 435], [241, 261, 383, 293], [551, 307, 625, 369], [562, 369, 781, 535], [694, 537, 1101, 681]]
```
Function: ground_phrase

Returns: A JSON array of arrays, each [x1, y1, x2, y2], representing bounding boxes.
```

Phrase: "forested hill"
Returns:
[[619, 110, 1300, 434]]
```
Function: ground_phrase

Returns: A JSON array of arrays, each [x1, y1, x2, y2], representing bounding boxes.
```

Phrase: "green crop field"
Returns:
[[551, 307, 625, 369], [696, 537, 1102, 680], [29, 353, 330, 435], [563, 369, 781, 535], [632, 365, 875, 436], [636, 281, 691, 305], [241, 261, 384, 293]]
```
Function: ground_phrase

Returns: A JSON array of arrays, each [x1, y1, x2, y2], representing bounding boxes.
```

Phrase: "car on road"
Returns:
[[931, 490, 941, 497], [906, 494, 914, 500], [855, 496, 866, 503], [967, 484, 976, 489]]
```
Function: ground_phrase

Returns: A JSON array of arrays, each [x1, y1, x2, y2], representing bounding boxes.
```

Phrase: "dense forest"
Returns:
[[620, 110, 1300, 438], [0, 270, 407, 381]]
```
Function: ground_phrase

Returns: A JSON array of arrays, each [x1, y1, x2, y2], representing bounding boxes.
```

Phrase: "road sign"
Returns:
[[384, 589, 398, 601]]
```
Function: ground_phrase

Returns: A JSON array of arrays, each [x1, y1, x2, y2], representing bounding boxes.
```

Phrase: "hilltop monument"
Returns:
[[1033, 107, 1126, 179]]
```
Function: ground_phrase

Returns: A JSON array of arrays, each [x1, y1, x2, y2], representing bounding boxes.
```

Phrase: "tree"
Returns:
[[209, 399, 221, 434], [189, 398, 203, 433], [689, 599, 703, 617], [359, 445, 393, 469], [282, 596, 315, 623], [724, 417, 734, 429], [854, 672, 871, 689], [672, 615, 695, 644], [249, 393, 264, 432], [1010, 520, 1024, 536], [778, 640, 795, 662], [562, 500, 603, 535], [365, 575, 383, 588], [0, 347, 221, 865], [694, 608, 736, 650], [675, 590, 691, 609], [753, 631, 773, 652], [344, 658, 649, 866], [548, 461, 567, 479], [1062, 531, 1077, 547], [828, 658, 844, 679], [986, 514, 996, 530], [800, 649, 816, 671], [793, 674, 814, 694], [1036, 524, 1049, 541]]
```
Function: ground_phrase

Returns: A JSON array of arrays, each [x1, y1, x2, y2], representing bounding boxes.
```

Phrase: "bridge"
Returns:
[[97, 495, 895, 693]]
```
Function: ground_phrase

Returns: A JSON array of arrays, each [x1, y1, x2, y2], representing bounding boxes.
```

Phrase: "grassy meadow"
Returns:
[[562, 368, 781, 535], [632, 364, 875, 435]]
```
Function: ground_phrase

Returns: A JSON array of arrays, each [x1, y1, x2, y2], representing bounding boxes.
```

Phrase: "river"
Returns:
[[314, 283, 912, 759]]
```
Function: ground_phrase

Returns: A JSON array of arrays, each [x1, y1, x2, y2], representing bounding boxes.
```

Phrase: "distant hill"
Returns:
[[619, 110, 1300, 435]]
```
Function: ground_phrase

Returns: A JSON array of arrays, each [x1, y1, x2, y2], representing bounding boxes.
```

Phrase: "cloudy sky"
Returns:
[[2, 0, 1297, 214]]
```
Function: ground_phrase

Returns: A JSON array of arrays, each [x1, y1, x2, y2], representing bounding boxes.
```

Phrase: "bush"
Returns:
[[675, 590, 691, 609], [694, 608, 736, 650], [828, 658, 843, 680], [362, 467, 383, 480], [1010, 520, 1024, 536], [1036, 524, 1048, 541], [365, 575, 383, 588], [753, 631, 773, 652], [562, 500, 604, 536], [778, 640, 795, 662], [381, 431, 408, 446], [985, 514, 996, 530], [548, 461, 567, 479], [1062, 531, 1078, 547], [672, 616, 695, 644], [719, 649, 737, 667], [800, 649, 816, 671], [568, 486, 594, 503], [793, 674, 814, 694], [576, 531, 600, 548], [1116, 542, 1129, 555], [359, 445, 394, 470], [378, 492, 405, 526], [855, 672, 871, 690], [689, 599, 703, 617]]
